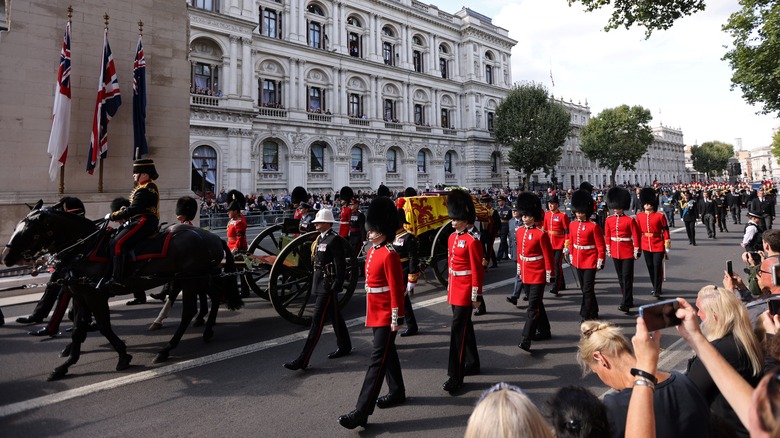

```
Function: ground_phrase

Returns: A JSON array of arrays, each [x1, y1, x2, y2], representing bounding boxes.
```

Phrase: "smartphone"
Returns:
[[726, 260, 733, 277], [769, 298, 780, 316], [639, 299, 682, 332]]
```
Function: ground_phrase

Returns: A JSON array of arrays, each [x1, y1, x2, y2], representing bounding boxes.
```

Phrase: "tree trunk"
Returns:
[[610, 168, 617, 187], [524, 170, 533, 191]]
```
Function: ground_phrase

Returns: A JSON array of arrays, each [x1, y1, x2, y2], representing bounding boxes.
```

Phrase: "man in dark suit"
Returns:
[[698, 190, 718, 238], [727, 187, 742, 225], [750, 188, 775, 230]]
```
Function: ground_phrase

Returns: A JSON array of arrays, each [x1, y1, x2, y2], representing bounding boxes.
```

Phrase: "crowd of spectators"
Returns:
[[190, 86, 222, 97]]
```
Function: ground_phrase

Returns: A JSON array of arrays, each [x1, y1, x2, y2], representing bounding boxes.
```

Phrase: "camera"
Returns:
[[769, 297, 780, 316], [772, 263, 780, 287]]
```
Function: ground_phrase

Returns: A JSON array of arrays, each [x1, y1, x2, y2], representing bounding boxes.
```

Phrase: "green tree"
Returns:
[[722, 1, 780, 115], [568, 0, 780, 116], [566, 0, 706, 37], [771, 129, 780, 163], [579, 105, 654, 187], [690, 141, 735, 178], [494, 82, 571, 191]]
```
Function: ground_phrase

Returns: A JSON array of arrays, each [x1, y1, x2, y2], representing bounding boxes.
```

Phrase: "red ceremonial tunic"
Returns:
[[635, 211, 670, 252], [543, 210, 570, 250], [569, 220, 606, 269], [604, 214, 640, 260], [364, 243, 405, 327], [447, 230, 484, 306], [226, 214, 247, 251], [515, 226, 554, 284], [338, 205, 352, 238]]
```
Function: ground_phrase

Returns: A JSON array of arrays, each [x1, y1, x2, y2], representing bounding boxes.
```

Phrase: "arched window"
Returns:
[[192, 145, 217, 195], [445, 151, 454, 174], [310, 143, 325, 172], [307, 4, 324, 15], [485, 51, 494, 61], [351, 147, 363, 172], [347, 16, 361, 26], [386, 149, 397, 173], [382, 26, 394, 37], [417, 151, 427, 173], [262, 141, 279, 171], [439, 44, 448, 54]]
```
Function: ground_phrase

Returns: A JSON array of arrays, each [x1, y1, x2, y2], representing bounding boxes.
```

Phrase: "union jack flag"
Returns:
[[47, 21, 72, 181], [132, 35, 147, 159], [86, 28, 121, 174]]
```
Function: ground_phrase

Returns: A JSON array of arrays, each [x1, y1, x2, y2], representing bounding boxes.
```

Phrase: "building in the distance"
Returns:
[[187, 0, 517, 197]]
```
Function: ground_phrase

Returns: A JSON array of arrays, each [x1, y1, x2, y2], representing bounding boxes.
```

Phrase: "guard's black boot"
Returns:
[[100, 254, 127, 292]]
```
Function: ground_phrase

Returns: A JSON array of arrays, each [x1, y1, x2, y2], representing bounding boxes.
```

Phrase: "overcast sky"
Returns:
[[436, 0, 780, 150]]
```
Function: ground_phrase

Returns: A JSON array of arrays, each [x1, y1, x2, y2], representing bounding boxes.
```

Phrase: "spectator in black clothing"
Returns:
[[548, 386, 611, 438], [750, 189, 775, 230]]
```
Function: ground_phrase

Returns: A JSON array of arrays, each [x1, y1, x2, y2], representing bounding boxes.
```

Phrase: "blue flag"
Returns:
[[132, 35, 147, 159]]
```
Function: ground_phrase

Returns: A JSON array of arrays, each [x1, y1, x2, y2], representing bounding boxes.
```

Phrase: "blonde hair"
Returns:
[[465, 385, 553, 438], [696, 285, 764, 377], [577, 321, 632, 375]]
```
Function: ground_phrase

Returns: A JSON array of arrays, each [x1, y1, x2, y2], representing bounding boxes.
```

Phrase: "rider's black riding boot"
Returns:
[[100, 254, 126, 293]]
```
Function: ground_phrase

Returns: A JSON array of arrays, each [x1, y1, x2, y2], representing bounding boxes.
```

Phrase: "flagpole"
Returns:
[[97, 12, 109, 194], [134, 19, 142, 162]]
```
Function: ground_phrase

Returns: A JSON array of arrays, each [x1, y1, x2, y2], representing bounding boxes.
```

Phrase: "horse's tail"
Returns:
[[220, 239, 244, 311]]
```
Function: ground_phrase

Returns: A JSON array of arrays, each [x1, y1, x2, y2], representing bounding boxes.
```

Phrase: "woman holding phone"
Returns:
[[685, 285, 764, 438]]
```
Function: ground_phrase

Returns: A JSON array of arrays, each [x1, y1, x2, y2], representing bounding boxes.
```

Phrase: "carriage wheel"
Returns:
[[268, 232, 358, 325], [243, 224, 282, 300], [431, 222, 454, 287]]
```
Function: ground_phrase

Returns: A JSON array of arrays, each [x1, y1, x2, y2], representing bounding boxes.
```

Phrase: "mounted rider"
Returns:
[[100, 159, 160, 291]]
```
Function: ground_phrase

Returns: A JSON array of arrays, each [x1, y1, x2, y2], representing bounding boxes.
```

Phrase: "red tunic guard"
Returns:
[[364, 243, 405, 327], [226, 214, 247, 252], [447, 230, 484, 307], [339, 204, 352, 238], [542, 210, 570, 250], [635, 211, 670, 252], [569, 220, 606, 269], [604, 213, 640, 260], [515, 226, 554, 284]]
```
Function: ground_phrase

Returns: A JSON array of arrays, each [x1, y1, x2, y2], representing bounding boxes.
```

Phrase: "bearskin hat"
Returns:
[[57, 196, 85, 216], [176, 196, 198, 221], [339, 186, 354, 203], [404, 187, 418, 198], [377, 184, 391, 198], [606, 187, 631, 210], [365, 197, 400, 240], [515, 192, 543, 221], [639, 187, 659, 211], [110, 197, 130, 213], [291, 186, 308, 204], [447, 189, 476, 223], [579, 181, 594, 194], [571, 189, 594, 216], [227, 189, 246, 211]]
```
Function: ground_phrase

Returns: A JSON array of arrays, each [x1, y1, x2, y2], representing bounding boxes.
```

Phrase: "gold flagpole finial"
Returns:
[[104, 13, 109, 28], [138, 20, 144, 35], [67, 6, 73, 21]]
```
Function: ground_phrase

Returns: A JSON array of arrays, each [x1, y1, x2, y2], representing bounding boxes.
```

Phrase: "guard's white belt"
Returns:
[[610, 237, 632, 242], [449, 269, 472, 276], [519, 255, 544, 262], [365, 286, 390, 293], [574, 244, 596, 250]]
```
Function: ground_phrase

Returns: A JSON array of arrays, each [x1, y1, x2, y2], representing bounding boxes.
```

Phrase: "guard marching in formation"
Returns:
[[567, 189, 606, 322], [542, 195, 569, 296], [603, 187, 640, 314], [636, 187, 671, 299]]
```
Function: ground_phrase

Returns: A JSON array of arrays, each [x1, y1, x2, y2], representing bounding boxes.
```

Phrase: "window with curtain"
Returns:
[[308, 87, 323, 112], [262, 9, 277, 38], [262, 141, 279, 171], [414, 104, 424, 125], [485, 65, 493, 84], [348, 32, 360, 57], [310, 144, 324, 172], [386, 149, 397, 173], [261, 79, 277, 106], [383, 42, 393, 66], [348, 94, 361, 117], [351, 147, 363, 172], [445, 151, 453, 173], [417, 151, 426, 173], [384, 99, 395, 121], [191, 145, 217, 194], [192, 62, 219, 94], [441, 109, 450, 128]]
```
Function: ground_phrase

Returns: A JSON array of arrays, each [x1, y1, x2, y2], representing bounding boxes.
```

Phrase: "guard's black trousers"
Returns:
[[296, 291, 351, 367], [643, 250, 665, 296], [612, 258, 635, 307], [575, 268, 598, 320], [521, 283, 549, 341], [355, 327, 404, 417], [448, 305, 479, 383]]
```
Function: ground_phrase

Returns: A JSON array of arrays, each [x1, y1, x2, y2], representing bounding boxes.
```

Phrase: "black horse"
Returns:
[[2, 200, 243, 380]]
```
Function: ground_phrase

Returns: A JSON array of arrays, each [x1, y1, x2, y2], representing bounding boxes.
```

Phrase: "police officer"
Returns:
[[283, 208, 352, 371], [393, 208, 421, 337], [496, 196, 512, 260], [100, 159, 160, 292], [742, 211, 765, 259], [604, 187, 640, 314], [442, 189, 483, 395], [338, 197, 406, 430], [515, 192, 554, 352]]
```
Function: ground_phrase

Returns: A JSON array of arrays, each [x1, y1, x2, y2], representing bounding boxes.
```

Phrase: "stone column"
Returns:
[[241, 37, 252, 98], [228, 35, 239, 96]]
